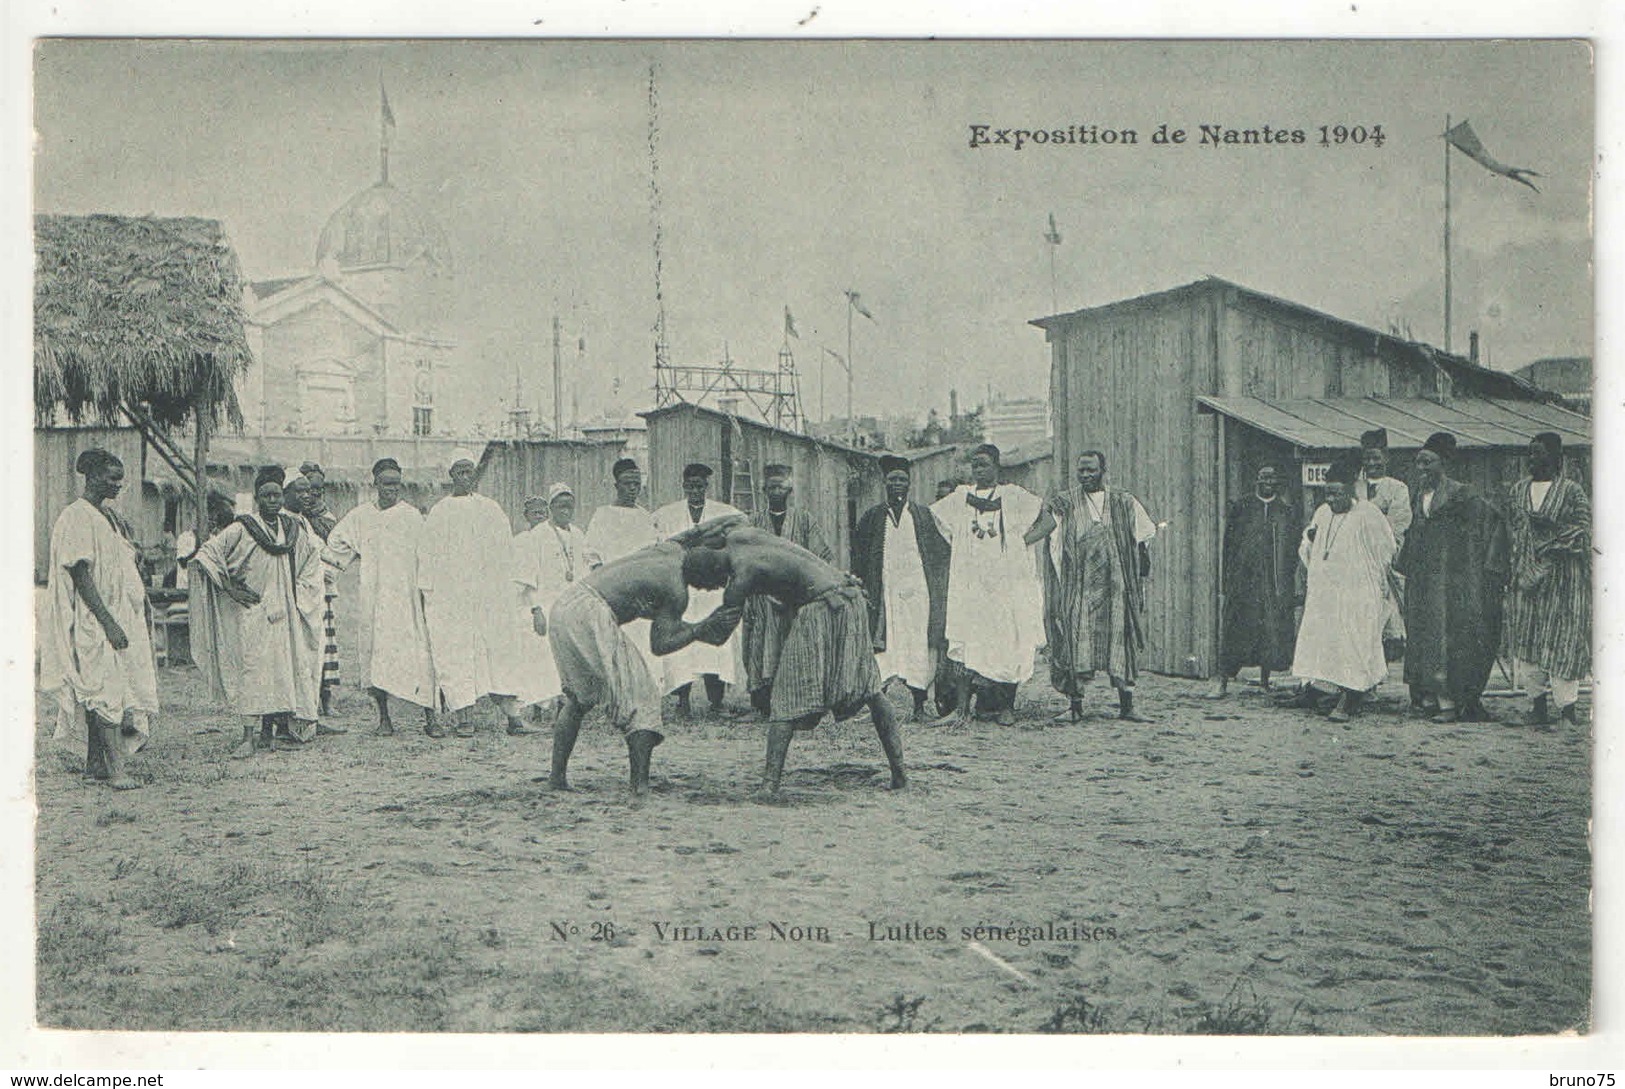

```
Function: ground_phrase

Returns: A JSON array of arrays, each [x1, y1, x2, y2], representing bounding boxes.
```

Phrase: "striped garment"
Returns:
[[769, 583, 881, 725], [1506, 475, 1591, 682], [320, 570, 341, 691]]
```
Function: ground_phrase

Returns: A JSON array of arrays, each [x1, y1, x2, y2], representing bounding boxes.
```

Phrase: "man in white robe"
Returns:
[[1282, 456, 1397, 722], [324, 457, 439, 736], [583, 457, 663, 674], [653, 462, 743, 717], [515, 483, 602, 720], [418, 450, 533, 737], [40, 448, 158, 789], [1357, 427, 1412, 657], [929, 443, 1046, 726], [192, 466, 324, 756]]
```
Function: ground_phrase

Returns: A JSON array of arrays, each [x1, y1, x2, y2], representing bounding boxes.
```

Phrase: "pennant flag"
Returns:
[[1444, 120, 1540, 192], [1044, 212, 1062, 245], [784, 306, 800, 339], [380, 80, 397, 148], [845, 290, 876, 322]]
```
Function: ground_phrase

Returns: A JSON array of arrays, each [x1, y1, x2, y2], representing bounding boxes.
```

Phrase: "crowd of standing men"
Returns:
[[41, 424, 1589, 797]]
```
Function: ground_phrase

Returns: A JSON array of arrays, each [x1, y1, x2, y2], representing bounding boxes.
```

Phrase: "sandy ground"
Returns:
[[33, 590, 1590, 1035]]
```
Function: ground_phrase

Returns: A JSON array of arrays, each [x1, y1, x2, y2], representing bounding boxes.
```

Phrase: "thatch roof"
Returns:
[[35, 214, 253, 429]]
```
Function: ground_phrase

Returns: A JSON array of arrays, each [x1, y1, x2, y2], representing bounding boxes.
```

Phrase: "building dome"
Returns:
[[314, 182, 453, 273]]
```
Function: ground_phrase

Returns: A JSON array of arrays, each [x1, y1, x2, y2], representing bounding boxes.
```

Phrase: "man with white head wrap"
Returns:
[[514, 483, 602, 719], [417, 449, 533, 737]]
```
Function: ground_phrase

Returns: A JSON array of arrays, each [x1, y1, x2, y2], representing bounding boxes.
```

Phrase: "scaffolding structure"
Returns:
[[653, 343, 805, 432]]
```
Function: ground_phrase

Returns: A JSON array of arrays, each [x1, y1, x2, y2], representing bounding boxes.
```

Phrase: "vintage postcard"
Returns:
[[13, 28, 1606, 1066]]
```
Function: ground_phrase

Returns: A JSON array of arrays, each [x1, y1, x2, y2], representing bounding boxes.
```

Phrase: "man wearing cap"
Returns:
[[191, 466, 325, 756], [418, 450, 532, 737], [324, 458, 439, 736], [653, 462, 743, 717], [741, 463, 833, 717], [1397, 432, 1509, 723], [1357, 428, 1412, 660], [853, 454, 951, 719], [1507, 432, 1591, 728], [928, 443, 1047, 727], [515, 483, 602, 723], [1279, 455, 1396, 722], [584, 458, 662, 671], [1210, 465, 1297, 699], [299, 461, 343, 716]]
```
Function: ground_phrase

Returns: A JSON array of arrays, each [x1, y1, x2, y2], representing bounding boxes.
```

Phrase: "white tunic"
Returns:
[[1291, 500, 1397, 691], [514, 521, 600, 703], [873, 505, 934, 689], [40, 499, 159, 752], [653, 498, 743, 692], [324, 501, 437, 708], [931, 483, 1047, 684], [584, 503, 664, 675], [418, 493, 531, 712]]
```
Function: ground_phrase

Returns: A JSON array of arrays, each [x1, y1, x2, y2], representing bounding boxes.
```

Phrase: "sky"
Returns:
[[33, 39, 1593, 431]]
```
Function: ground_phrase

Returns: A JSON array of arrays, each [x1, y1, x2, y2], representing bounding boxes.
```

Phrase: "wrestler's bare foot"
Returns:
[[107, 772, 141, 790], [547, 776, 573, 792], [886, 773, 908, 791], [374, 723, 396, 737]]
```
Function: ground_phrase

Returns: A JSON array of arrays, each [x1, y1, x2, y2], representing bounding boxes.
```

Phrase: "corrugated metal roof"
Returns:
[[1196, 396, 1591, 451]]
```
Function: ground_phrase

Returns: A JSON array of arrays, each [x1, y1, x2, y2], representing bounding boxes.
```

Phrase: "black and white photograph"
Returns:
[[15, 28, 1604, 1053]]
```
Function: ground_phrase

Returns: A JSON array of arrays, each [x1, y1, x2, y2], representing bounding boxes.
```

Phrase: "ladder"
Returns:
[[731, 457, 756, 513]]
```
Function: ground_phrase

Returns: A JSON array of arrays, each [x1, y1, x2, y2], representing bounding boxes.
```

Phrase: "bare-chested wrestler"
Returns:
[[546, 517, 745, 796], [690, 525, 908, 797]]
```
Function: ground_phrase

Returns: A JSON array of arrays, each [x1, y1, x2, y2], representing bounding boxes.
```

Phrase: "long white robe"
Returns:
[[418, 493, 531, 712], [323, 500, 437, 708], [40, 498, 159, 753], [1291, 499, 1397, 691], [931, 483, 1046, 684], [653, 498, 743, 693], [584, 503, 664, 674], [514, 521, 600, 704], [191, 512, 323, 728], [873, 506, 934, 689]]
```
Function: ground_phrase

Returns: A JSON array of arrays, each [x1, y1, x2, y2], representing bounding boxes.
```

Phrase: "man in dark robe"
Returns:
[[1396, 432, 1510, 723], [741, 463, 833, 715], [1210, 465, 1297, 698], [852, 454, 952, 719]]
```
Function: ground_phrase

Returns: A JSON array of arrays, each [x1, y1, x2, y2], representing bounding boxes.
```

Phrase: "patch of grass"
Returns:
[[1037, 988, 1114, 1034], [1184, 979, 1302, 1035], [120, 858, 362, 944], [94, 808, 138, 828], [874, 993, 940, 1033], [38, 894, 127, 983]]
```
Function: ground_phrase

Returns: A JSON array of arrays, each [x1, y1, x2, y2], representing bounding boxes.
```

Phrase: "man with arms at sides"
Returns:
[[928, 444, 1046, 727], [1278, 455, 1396, 723], [1356, 429, 1412, 663], [547, 515, 748, 796], [40, 448, 158, 789], [852, 454, 951, 720], [323, 458, 439, 737], [1506, 431, 1591, 729], [418, 451, 533, 738], [742, 463, 833, 717], [1210, 465, 1297, 699], [652, 462, 743, 718], [515, 483, 602, 727], [584, 457, 663, 668], [299, 461, 343, 715], [1028, 449, 1158, 723], [1397, 432, 1509, 723], [191, 466, 324, 756], [683, 525, 908, 796], [280, 471, 345, 738]]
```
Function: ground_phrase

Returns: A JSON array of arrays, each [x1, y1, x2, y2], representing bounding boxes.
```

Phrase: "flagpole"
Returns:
[[1444, 113, 1452, 354]]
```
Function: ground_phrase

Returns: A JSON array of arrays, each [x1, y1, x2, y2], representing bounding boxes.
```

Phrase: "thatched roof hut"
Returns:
[[35, 214, 253, 429]]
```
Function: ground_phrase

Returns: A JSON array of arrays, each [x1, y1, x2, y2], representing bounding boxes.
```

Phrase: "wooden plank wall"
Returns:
[[476, 439, 630, 534], [35, 427, 151, 584]]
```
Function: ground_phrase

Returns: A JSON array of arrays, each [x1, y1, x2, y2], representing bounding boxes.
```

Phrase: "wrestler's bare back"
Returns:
[[718, 527, 850, 610], [580, 542, 692, 626]]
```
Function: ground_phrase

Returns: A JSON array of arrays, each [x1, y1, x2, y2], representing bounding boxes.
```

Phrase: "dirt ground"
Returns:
[[33, 596, 1590, 1035]]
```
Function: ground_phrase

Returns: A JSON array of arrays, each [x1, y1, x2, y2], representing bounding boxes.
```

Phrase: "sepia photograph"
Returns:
[[23, 35, 1595, 1043]]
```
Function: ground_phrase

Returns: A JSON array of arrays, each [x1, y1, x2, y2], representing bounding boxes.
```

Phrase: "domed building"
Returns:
[[240, 118, 458, 440]]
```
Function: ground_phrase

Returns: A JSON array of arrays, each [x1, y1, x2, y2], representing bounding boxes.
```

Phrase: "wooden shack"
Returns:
[[1034, 277, 1591, 678], [641, 403, 959, 567], [474, 438, 631, 534]]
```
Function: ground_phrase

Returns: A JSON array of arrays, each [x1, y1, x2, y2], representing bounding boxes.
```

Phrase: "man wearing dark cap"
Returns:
[[1358, 428, 1412, 659], [1397, 432, 1510, 723], [323, 457, 439, 736], [653, 462, 743, 717], [1210, 465, 1297, 698], [853, 454, 952, 718], [584, 457, 663, 678], [1279, 454, 1396, 722], [1507, 432, 1591, 728], [742, 463, 833, 716]]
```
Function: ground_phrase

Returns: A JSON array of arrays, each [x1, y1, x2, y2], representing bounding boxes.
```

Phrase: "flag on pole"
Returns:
[[1444, 119, 1540, 192], [784, 306, 800, 339], [845, 290, 876, 322], [380, 80, 397, 148], [1044, 212, 1062, 245]]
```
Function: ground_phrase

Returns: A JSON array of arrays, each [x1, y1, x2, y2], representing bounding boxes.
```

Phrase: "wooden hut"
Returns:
[[474, 438, 631, 534], [641, 403, 959, 567], [1034, 276, 1591, 678]]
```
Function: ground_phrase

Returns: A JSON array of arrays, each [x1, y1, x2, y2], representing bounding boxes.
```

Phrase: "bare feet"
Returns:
[[547, 776, 573, 792], [424, 721, 446, 739], [315, 722, 348, 736], [107, 773, 141, 790], [374, 723, 397, 737], [886, 774, 908, 791], [230, 739, 258, 760]]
